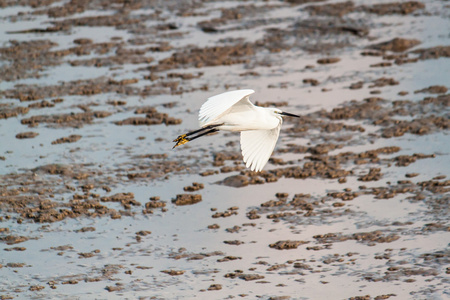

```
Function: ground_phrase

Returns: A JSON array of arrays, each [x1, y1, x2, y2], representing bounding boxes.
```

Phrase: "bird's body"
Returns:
[[173, 89, 299, 172], [199, 90, 280, 131]]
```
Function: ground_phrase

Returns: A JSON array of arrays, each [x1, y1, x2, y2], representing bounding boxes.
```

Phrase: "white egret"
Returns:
[[173, 89, 300, 172]]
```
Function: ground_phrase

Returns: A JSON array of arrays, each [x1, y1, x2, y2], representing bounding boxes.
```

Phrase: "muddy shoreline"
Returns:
[[1, 0, 449, 299]]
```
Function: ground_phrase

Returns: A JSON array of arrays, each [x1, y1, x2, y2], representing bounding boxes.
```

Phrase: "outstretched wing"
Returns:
[[240, 123, 281, 172], [199, 89, 255, 127]]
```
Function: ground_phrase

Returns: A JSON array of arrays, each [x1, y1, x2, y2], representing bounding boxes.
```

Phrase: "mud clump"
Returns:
[[414, 85, 448, 94], [221, 175, 249, 188], [101, 193, 140, 209], [369, 77, 399, 88], [161, 269, 185, 276], [324, 97, 385, 120], [254, 101, 288, 108], [151, 44, 254, 72], [317, 57, 340, 64], [314, 230, 400, 245], [105, 285, 123, 292], [126, 160, 187, 180], [369, 38, 421, 52], [172, 194, 202, 206], [115, 106, 181, 126], [212, 207, 239, 218], [412, 45, 450, 60], [207, 284, 222, 291], [51, 134, 82, 144], [75, 227, 96, 233], [361, 1, 425, 15], [144, 199, 166, 210], [183, 182, 204, 192], [358, 168, 382, 181], [394, 153, 435, 167], [269, 240, 309, 250], [305, 1, 355, 17], [28, 100, 57, 109], [381, 116, 448, 138], [239, 274, 265, 281], [213, 152, 241, 167], [15, 132, 39, 139], [286, 0, 327, 5], [0, 235, 30, 245], [303, 78, 320, 86], [224, 240, 243, 246], [349, 81, 364, 89], [0, 105, 29, 119], [21, 111, 112, 128]]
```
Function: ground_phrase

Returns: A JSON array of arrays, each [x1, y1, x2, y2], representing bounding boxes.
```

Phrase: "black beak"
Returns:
[[280, 111, 300, 118]]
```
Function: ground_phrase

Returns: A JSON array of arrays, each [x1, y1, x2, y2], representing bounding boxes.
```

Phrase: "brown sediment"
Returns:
[[313, 230, 400, 245], [317, 57, 340, 64], [368, 38, 421, 52], [269, 240, 309, 250], [172, 194, 202, 206], [0, 105, 29, 119], [359, 1, 425, 15], [115, 106, 181, 126], [412, 45, 450, 60], [21, 111, 112, 128], [183, 182, 204, 192], [51, 134, 82, 144], [304, 1, 355, 17], [414, 85, 448, 94], [15, 132, 39, 139]]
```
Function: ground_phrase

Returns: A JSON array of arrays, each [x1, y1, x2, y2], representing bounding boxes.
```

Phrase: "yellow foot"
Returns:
[[173, 135, 189, 149], [173, 134, 187, 143]]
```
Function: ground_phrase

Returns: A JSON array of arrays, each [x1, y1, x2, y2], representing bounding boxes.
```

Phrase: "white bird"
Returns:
[[173, 89, 300, 172]]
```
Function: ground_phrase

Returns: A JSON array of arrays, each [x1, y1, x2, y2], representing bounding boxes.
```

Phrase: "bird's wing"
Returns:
[[240, 123, 281, 172], [199, 89, 255, 127]]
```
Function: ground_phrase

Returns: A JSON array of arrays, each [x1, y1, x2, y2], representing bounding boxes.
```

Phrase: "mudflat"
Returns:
[[0, 1, 448, 299]]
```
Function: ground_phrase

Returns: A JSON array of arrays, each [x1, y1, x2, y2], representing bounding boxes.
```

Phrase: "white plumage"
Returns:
[[173, 89, 300, 172], [199, 89, 256, 127]]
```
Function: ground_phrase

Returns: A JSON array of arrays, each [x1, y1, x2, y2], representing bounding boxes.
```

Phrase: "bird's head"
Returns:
[[272, 108, 301, 119]]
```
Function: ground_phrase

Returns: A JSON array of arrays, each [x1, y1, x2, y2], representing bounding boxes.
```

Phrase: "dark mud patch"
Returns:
[[51, 134, 82, 144], [15, 131, 39, 139], [359, 1, 425, 16], [304, 1, 425, 17], [0, 105, 29, 119], [21, 110, 112, 128], [314, 230, 400, 245], [183, 182, 204, 192], [414, 85, 448, 94], [304, 1, 355, 18], [172, 194, 202, 206], [150, 44, 255, 72], [412, 45, 450, 60], [368, 38, 421, 53], [269, 240, 310, 250], [115, 106, 181, 126]]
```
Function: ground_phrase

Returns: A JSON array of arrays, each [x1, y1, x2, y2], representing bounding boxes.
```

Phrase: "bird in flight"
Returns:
[[173, 89, 300, 172]]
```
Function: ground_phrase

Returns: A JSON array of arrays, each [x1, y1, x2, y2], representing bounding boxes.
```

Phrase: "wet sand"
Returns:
[[0, 0, 449, 299]]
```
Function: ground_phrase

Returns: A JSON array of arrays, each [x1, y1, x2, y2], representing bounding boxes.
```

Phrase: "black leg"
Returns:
[[172, 126, 219, 149], [173, 124, 219, 142], [188, 128, 219, 141], [173, 125, 221, 149]]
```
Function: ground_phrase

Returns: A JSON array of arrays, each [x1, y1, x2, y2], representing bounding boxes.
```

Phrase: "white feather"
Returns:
[[199, 89, 255, 127], [240, 122, 282, 172]]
